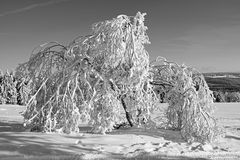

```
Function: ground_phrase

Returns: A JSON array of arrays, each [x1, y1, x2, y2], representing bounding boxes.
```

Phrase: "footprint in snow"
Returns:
[[163, 142, 170, 147]]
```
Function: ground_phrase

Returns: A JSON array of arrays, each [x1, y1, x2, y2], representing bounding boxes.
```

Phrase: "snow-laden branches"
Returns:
[[18, 12, 220, 143], [150, 57, 219, 143], [20, 12, 158, 134]]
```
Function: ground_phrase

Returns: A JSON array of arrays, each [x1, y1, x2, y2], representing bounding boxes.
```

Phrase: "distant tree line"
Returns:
[[0, 70, 30, 105], [213, 90, 240, 102], [154, 89, 240, 103]]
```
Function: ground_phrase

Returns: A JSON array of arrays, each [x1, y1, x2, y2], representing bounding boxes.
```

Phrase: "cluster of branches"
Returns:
[[0, 70, 30, 105], [19, 12, 158, 134], [150, 57, 219, 143], [18, 12, 220, 143]]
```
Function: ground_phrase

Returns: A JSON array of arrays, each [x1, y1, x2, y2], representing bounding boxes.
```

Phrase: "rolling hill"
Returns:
[[203, 72, 240, 92]]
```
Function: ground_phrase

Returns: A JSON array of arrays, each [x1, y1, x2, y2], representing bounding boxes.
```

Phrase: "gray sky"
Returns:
[[0, 0, 240, 73]]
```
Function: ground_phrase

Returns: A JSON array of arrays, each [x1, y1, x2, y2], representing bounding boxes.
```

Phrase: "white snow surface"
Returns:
[[0, 103, 240, 160]]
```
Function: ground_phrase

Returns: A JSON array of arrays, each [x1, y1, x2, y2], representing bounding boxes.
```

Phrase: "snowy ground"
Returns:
[[0, 104, 240, 160]]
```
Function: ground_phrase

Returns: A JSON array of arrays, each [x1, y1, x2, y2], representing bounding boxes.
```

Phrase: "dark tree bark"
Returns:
[[121, 95, 133, 127]]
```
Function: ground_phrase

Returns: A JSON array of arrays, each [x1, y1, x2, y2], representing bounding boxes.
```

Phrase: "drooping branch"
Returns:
[[18, 12, 220, 144], [150, 57, 218, 143], [20, 12, 158, 134]]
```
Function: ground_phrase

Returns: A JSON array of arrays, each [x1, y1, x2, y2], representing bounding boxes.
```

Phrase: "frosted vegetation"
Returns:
[[15, 12, 220, 144], [0, 70, 30, 105]]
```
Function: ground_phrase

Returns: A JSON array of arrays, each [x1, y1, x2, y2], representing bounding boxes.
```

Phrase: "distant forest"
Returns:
[[203, 72, 240, 102]]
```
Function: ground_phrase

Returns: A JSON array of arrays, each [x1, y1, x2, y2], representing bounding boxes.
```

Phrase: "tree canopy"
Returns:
[[17, 12, 220, 143]]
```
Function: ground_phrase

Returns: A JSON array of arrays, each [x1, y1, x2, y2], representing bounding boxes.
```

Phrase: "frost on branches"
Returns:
[[20, 12, 158, 134], [19, 12, 219, 143], [150, 57, 219, 143]]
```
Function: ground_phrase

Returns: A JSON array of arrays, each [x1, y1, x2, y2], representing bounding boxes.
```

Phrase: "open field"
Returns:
[[0, 104, 240, 160]]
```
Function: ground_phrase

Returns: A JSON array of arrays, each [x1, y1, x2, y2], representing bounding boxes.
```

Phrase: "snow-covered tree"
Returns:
[[213, 91, 225, 102], [3, 70, 18, 104], [0, 70, 5, 104], [21, 12, 158, 134], [225, 92, 240, 102], [150, 57, 218, 143], [20, 12, 219, 143]]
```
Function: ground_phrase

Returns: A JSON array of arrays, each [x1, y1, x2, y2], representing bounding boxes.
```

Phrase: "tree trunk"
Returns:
[[121, 96, 133, 127]]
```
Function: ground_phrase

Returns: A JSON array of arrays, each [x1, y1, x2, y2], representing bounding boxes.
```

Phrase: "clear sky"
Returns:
[[0, 0, 240, 73]]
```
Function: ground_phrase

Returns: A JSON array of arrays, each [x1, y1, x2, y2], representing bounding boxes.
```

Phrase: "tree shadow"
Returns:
[[0, 121, 214, 160], [110, 127, 185, 143], [0, 132, 99, 159], [125, 155, 210, 160], [225, 135, 240, 140], [105, 153, 210, 160], [0, 121, 26, 132]]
